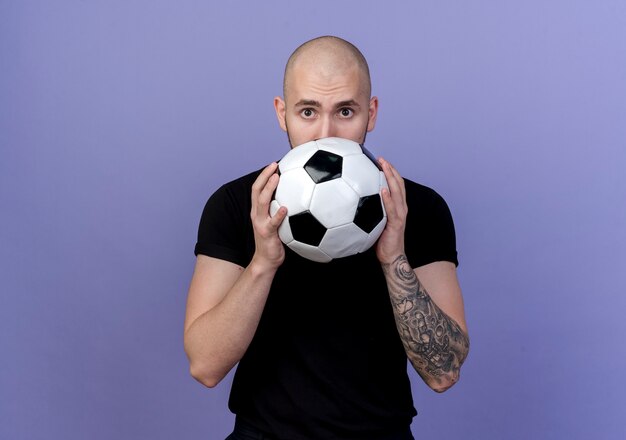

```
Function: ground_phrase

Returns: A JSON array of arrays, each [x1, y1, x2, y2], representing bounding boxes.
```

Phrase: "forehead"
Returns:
[[286, 65, 367, 103]]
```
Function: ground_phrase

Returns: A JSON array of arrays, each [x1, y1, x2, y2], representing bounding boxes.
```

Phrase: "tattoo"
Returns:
[[382, 255, 470, 391]]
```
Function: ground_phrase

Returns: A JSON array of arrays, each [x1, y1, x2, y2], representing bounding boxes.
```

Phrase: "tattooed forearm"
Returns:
[[382, 255, 470, 392]]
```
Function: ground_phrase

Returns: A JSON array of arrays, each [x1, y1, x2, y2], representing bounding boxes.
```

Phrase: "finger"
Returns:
[[258, 173, 280, 210], [388, 163, 404, 189], [252, 162, 279, 202], [380, 185, 393, 212], [380, 158, 403, 187], [378, 158, 408, 223], [270, 205, 288, 229], [380, 158, 406, 200], [251, 162, 279, 213]]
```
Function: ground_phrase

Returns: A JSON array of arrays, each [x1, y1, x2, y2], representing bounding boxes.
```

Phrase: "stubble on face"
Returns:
[[283, 118, 369, 149]]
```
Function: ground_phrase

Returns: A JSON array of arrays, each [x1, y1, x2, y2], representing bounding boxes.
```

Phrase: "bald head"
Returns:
[[283, 36, 371, 102]]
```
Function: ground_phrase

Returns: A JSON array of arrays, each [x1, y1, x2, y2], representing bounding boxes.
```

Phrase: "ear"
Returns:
[[274, 96, 287, 132], [367, 96, 379, 132]]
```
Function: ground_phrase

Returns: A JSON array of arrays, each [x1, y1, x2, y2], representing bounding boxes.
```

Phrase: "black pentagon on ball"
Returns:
[[290, 211, 327, 246], [354, 194, 384, 233], [304, 150, 343, 183]]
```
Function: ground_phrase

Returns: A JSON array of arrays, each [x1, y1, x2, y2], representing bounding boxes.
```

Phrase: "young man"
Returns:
[[184, 35, 470, 440]]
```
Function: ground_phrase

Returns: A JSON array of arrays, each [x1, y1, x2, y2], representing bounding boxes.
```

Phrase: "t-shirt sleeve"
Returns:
[[405, 184, 459, 269], [193, 184, 249, 268]]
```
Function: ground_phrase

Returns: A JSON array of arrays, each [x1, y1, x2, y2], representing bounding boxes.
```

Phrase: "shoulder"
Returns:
[[195, 168, 266, 262], [402, 177, 458, 267], [215, 167, 265, 194], [204, 167, 265, 206], [403, 177, 452, 211], [198, 167, 266, 223]]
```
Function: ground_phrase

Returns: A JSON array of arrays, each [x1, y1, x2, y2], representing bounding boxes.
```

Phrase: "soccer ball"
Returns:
[[270, 137, 388, 263]]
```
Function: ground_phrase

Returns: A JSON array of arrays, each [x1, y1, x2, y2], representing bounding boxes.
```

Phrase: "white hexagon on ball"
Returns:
[[342, 154, 383, 197], [274, 168, 316, 216]]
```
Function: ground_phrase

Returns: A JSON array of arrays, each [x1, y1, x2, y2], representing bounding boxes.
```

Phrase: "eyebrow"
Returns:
[[294, 99, 321, 108], [294, 99, 361, 109], [335, 99, 361, 109]]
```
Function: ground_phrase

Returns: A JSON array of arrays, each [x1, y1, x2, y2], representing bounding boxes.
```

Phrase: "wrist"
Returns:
[[378, 252, 407, 267], [248, 255, 282, 278]]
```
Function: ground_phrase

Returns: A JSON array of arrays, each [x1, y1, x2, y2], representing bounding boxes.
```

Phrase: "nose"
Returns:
[[318, 115, 336, 140]]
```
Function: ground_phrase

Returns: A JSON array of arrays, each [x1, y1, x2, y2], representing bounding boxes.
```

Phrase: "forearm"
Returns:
[[184, 261, 277, 387], [381, 255, 470, 392]]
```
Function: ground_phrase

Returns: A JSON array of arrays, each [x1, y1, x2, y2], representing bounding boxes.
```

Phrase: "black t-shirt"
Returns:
[[194, 167, 458, 440]]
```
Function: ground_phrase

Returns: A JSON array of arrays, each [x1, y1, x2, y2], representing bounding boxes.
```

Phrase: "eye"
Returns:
[[301, 108, 315, 119], [338, 108, 354, 118]]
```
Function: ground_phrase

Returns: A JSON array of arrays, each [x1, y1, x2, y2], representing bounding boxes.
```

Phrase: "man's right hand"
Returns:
[[250, 162, 288, 271]]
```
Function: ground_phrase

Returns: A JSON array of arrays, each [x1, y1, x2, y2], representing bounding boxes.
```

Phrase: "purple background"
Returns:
[[2, 1, 625, 439]]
